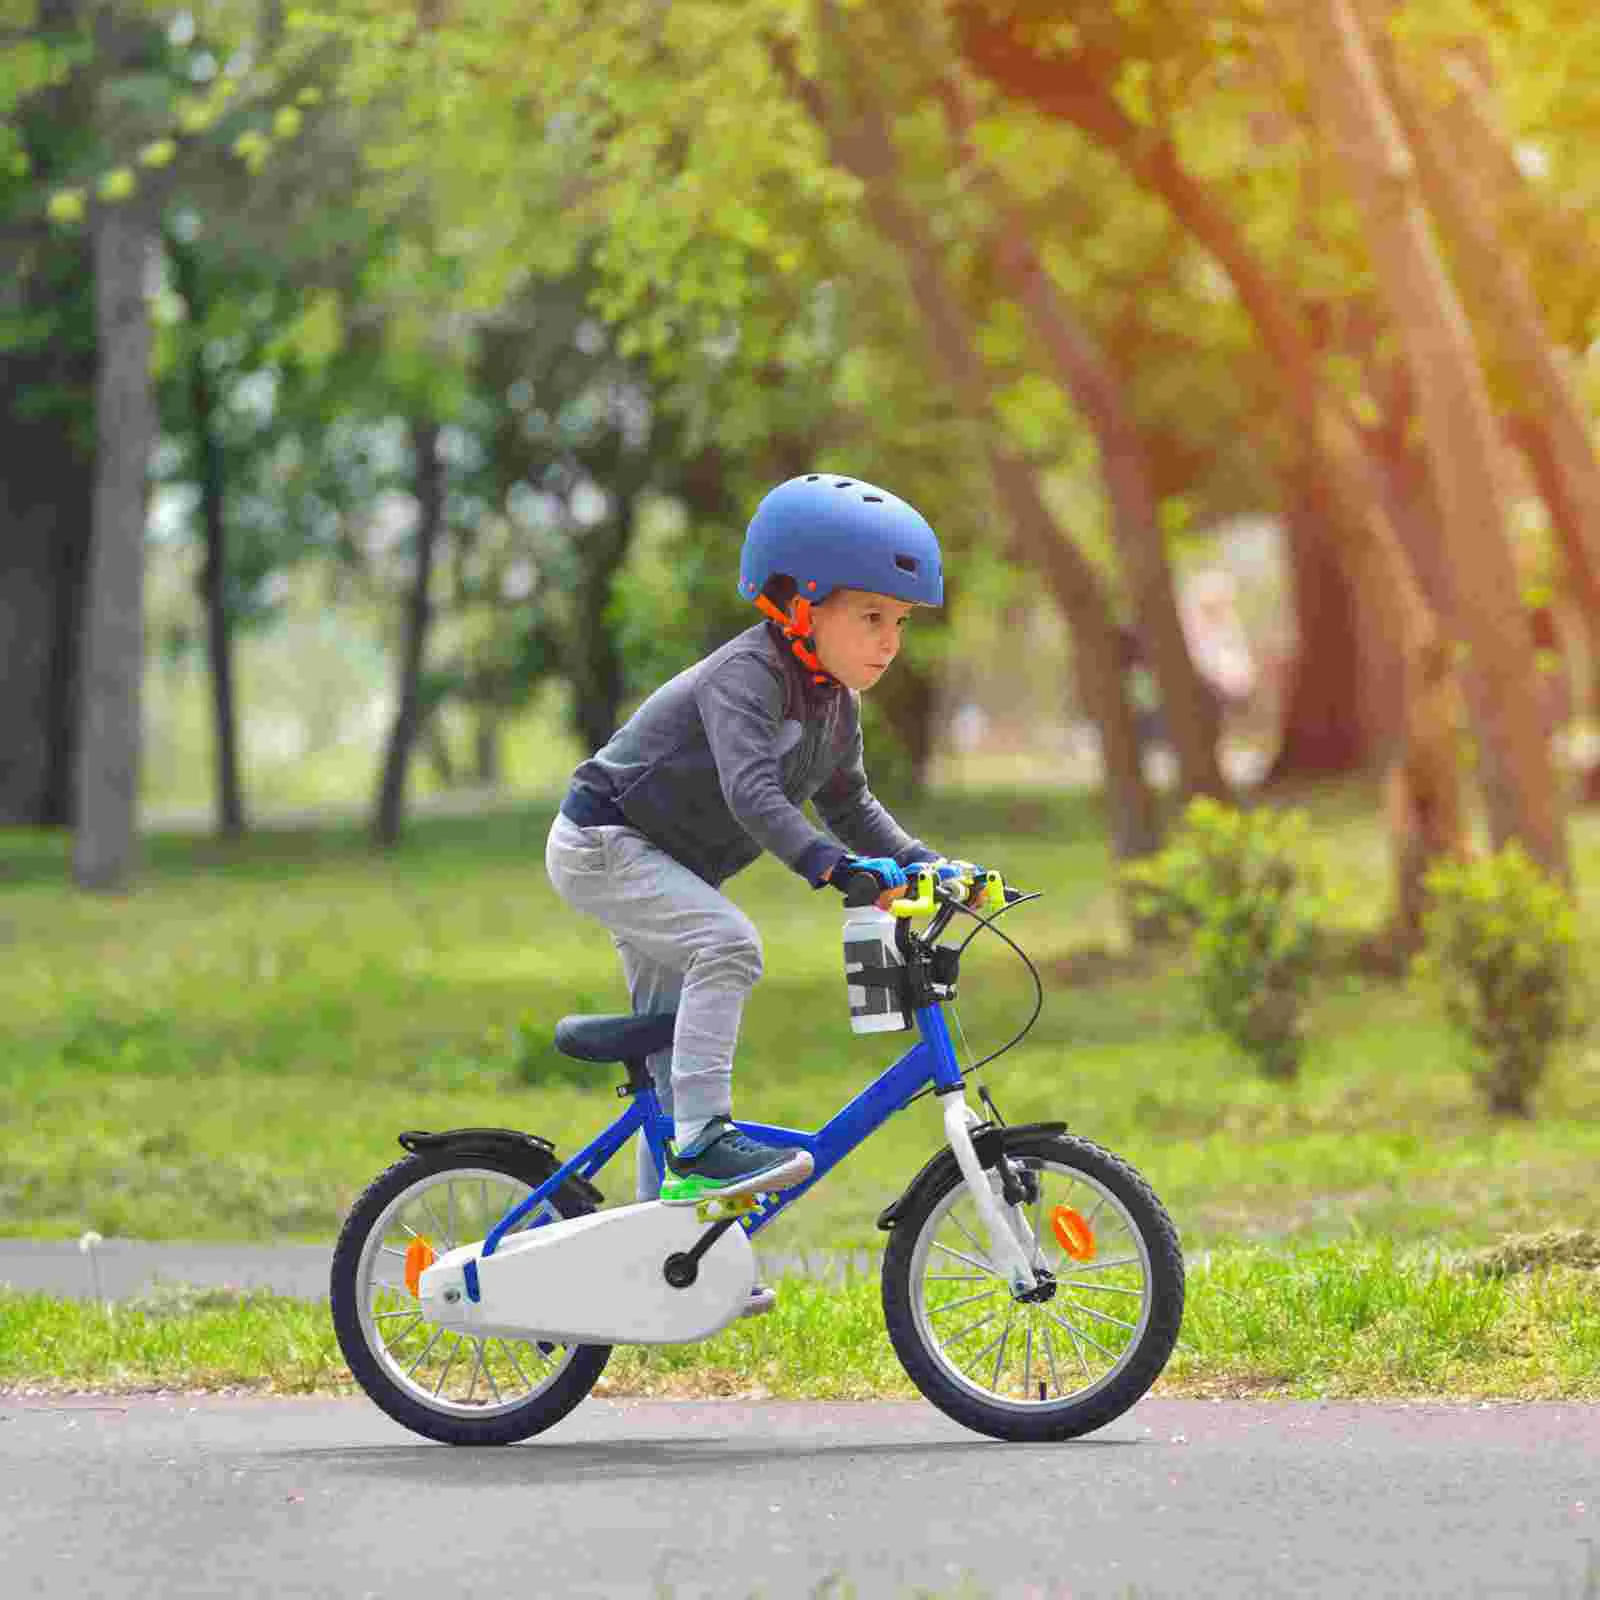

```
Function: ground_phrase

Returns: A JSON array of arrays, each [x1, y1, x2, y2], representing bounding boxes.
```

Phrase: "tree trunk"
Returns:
[[168, 237, 246, 841], [373, 420, 446, 849], [1378, 39, 1600, 633], [778, 19, 1161, 864], [937, 78, 1226, 801], [473, 713, 501, 786], [0, 361, 94, 826], [0, 2, 95, 826], [73, 203, 156, 891], [1305, 0, 1566, 880], [567, 503, 635, 756], [956, 7, 1474, 930], [1266, 470, 1382, 780]]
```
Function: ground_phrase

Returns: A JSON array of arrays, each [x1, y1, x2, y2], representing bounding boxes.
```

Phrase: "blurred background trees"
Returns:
[[3, 0, 1597, 939]]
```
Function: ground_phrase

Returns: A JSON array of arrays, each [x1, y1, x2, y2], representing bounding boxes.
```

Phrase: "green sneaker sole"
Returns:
[[658, 1150, 815, 1207]]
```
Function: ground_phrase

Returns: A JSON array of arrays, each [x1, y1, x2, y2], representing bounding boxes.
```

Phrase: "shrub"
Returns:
[[1124, 798, 1325, 1081], [1418, 844, 1581, 1118]]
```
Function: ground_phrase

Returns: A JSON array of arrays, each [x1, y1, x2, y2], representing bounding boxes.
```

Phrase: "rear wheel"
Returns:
[[330, 1150, 610, 1444], [882, 1131, 1184, 1442]]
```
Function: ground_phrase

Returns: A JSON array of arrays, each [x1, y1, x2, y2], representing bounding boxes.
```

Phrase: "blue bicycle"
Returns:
[[330, 863, 1185, 1444]]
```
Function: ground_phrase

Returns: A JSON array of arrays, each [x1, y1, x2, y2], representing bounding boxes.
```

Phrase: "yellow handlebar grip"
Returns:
[[891, 872, 937, 918], [974, 869, 1005, 913]]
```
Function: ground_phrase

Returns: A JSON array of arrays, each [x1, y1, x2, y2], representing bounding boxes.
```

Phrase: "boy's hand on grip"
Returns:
[[834, 855, 908, 909]]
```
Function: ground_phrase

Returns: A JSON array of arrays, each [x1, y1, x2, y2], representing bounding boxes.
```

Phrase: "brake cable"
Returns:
[[902, 888, 1045, 1106]]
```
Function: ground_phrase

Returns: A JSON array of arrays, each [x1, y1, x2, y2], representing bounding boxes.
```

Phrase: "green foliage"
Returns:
[[1124, 798, 1326, 1081], [1417, 844, 1583, 1119]]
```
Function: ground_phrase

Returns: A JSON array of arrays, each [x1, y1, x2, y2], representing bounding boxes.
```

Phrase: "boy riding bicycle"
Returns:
[[545, 472, 961, 1207]]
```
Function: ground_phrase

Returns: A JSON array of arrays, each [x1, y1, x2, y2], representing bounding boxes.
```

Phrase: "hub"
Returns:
[[1013, 1266, 1057, 1305]]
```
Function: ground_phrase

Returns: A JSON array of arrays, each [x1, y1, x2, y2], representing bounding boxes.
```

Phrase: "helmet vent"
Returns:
[[894, 554, 919, 573], [833, 479, 853, 487], [805, 474, 820, 481], [862, 495, 883, 503]]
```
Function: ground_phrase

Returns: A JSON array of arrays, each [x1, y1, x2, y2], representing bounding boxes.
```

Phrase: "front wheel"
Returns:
[[330, 1149, 611, 1444], [882, 1130, 1184, 1442]]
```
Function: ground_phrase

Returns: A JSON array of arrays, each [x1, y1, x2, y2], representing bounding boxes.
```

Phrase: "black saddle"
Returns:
[[553, 1012, 676, 1065]]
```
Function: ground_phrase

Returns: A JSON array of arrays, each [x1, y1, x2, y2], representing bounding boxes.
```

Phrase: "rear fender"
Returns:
[[398, 1127, 605, 1210], [876, 1121, 1068, 1231]]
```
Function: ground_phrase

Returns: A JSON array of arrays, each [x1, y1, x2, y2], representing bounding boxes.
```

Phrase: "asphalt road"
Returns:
[[5, 1395, 1597, 1598]]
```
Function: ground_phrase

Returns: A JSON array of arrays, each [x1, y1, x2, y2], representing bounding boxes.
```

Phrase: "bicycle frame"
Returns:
[[481, 996, 968, 1257]]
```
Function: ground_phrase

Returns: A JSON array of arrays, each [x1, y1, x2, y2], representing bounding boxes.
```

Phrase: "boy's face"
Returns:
[[809, 588, 914, 691]]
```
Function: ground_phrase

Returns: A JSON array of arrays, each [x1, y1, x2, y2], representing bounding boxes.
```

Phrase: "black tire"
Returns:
[[881, 1131, 1184, 1442], [330, 1149, 611, 1445]]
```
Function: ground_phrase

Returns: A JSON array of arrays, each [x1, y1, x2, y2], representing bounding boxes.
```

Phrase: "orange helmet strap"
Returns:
[[754, 593, 834, 684]]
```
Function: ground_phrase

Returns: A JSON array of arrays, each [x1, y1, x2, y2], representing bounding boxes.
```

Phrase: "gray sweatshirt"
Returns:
[[564, 622, 936, 887]]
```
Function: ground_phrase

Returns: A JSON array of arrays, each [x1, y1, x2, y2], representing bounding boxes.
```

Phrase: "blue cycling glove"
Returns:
[[838, 855, 908, 890]]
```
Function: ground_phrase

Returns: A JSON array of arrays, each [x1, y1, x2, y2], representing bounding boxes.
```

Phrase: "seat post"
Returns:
[[622, 1056, 654, 1098]]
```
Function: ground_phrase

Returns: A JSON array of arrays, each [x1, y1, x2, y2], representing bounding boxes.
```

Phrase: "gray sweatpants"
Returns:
[[544, 812, 764, 1200]]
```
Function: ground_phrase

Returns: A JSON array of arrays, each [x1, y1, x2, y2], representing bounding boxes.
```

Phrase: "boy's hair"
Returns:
[[762, 574, 837, 613]]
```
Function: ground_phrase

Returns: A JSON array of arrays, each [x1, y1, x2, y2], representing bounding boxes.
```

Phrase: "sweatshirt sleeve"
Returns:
[[812, 706, 939, 868], [695, 656, 847, 887]]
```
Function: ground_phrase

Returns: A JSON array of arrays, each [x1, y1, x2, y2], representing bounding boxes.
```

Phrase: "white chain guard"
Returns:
[[416, 1201, 755, 1346]]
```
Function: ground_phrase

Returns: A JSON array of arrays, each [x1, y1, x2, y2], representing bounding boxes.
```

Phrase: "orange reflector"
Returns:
[[1051, 1206, 1095, 1262], [404, 1236, 436, 1297]]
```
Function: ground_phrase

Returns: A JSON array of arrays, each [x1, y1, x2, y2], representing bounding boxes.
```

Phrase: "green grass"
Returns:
[[2, 783, 1599, 1260], [5, 1241, 1597, 1400]]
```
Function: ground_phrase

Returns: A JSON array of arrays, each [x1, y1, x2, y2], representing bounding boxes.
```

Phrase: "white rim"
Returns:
[[354, 1167, 581, 1419], [908, 1159, 1154, 1413]]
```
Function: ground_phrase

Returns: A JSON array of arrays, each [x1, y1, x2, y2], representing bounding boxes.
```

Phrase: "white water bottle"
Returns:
[[843, 907, 909, 1033]]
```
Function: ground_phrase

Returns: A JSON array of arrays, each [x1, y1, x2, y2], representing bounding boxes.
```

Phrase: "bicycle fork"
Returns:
[[942, 1094, 1040, 1298]]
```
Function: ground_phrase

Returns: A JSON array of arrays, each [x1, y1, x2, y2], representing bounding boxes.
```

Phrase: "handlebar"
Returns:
[[839, 863, 1025, 916]]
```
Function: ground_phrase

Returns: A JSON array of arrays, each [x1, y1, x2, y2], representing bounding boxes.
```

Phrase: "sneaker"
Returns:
[[742, 1282, 777, 1318], [659, 1118, 814, 1205]]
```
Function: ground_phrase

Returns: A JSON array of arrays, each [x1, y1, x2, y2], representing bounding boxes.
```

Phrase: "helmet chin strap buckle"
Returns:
[[755, 593, 835, 685]]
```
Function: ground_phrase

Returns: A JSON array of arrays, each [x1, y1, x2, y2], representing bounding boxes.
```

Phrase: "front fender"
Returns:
[[398, 1127, 605, 1210], [876, 1121, 1068, 1231]]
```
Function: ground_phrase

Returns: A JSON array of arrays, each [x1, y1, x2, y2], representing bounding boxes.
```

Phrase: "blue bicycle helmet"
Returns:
[[739, 474, 944, 610]]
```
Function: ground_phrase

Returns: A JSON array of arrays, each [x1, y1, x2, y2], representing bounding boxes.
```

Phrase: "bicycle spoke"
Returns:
[[480, 1346, 503, 1405], [926, 1273, 987, 1283], [465, 1341, 483, 1403], [1023, 1323, 1034, 1400], [929, 1239, 996, 1277], [1048, 1311, 1118, 1364], [378, 1313, 421, 1347], [375, 1308, 419, 1322], [497, 1339, 535, 1396], [943, 1307, 1003, 1349], [404, 1328, 444, 1379], [946, 1206, 989, 1260], [1057, 1278, 1145, 1297], [1065, 1254, 1141, 1274], [967, 1322, 1011, 1375], [1060, 1298, 1139, 1334], [990, 1313, 1015, 1391], [927, 1286, 997, 1318], [432, 1337, 462, 1398], [1042, 1321, 1066, 1395], [420, 1195, 450, 1249]]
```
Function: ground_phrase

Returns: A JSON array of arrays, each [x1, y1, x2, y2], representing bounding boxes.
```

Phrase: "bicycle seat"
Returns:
[[554, 1012, 676, 1064]]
